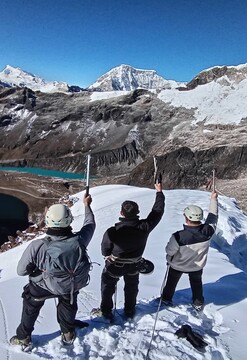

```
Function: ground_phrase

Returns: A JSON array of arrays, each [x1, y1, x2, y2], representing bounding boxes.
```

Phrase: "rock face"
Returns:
[[186, 63, 247, 90], [0, 88, 152, 174], [128, 145, 247, 189], [0, 63, 247, 195]]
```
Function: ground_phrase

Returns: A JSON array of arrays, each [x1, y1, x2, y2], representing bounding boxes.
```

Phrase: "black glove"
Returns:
[[175, 325, 208, 349], [25, 263, 42, 277]]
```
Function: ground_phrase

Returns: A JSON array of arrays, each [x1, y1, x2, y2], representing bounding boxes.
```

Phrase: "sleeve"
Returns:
[[101, 228, 114, 257], [165, 234, 179, 263], [17, 240, 43, 276], [142, 191, 165, 232], [205, 197, 218, 231], [77, 206, 96, 248]]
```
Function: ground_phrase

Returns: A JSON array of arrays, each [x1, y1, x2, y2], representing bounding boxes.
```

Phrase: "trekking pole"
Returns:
[[85, 153, 91, 196], [145, 264, 170, 360], [160, 264, 170, 295], [113, 283, 118, 317]]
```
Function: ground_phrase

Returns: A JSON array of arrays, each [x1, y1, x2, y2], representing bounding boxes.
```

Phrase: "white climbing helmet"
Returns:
[[45, 204, 73, 228], [184, 205, 203, 222]]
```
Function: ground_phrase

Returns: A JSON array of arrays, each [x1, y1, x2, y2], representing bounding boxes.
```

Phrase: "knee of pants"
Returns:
[[58, 297, 78, 312]]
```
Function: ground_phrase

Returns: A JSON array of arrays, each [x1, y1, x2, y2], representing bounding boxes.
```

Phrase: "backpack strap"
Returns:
[[40, 235, 53, 247], [69, 245, 83, 305]]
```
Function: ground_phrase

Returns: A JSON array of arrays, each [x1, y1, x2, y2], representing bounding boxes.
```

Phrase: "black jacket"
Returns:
[[101, 191, 165, 259]]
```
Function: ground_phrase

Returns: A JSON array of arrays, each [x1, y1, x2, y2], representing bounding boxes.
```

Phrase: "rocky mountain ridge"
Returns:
[[186, 63, 247, 89], [0, 61, 246, 200]]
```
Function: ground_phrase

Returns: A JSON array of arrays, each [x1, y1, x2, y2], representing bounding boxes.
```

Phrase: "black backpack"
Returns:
[[42, 236, 91, 303]]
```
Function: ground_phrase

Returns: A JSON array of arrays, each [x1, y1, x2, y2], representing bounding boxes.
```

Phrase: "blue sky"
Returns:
[[1, 0, 247, 87]]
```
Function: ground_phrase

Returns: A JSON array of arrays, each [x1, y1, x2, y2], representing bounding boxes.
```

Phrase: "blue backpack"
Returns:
[[42, 236, 91, 303]]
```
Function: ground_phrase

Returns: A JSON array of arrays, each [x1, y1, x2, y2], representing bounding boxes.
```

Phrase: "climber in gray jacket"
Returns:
[[10, 194, 95, 350], [161, 191, 218, 311]]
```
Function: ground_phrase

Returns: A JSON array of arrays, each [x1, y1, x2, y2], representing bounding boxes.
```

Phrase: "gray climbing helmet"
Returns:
[[184, 205, 203, 222], [45, 204, 73, 228]]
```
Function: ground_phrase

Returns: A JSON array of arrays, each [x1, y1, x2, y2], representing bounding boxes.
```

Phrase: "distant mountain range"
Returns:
[[1, 62, 247, 95], [1, 63, 185, 92]]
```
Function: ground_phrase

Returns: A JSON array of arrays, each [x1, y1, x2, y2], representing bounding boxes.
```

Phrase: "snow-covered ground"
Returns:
[[0, 185, 247, 359], [158, 78, 247, 125]]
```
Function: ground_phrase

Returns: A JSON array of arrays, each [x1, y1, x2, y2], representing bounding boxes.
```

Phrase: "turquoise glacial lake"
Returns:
[[0, 167, 85, 180]]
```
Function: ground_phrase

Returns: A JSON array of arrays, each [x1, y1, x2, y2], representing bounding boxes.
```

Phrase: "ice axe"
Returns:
[[153, 156, 162, 184], [85, 153, 91, 196], [212, 168, 216, 192], [205, 169, 216, 192]]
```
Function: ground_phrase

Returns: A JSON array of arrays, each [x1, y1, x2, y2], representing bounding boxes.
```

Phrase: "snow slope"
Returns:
[[158, 78, 247, 125], [0, 185, 247, 359]]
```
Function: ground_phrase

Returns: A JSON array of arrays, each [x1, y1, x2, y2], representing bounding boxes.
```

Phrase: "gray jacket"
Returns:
[[17, 206, 95, 290], [166, 197, 218, 272]]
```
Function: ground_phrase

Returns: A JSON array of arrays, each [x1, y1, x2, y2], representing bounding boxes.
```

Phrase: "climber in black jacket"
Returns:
[[100, 182, 165, 319]]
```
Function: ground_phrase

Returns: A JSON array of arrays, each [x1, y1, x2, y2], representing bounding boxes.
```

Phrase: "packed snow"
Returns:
[[90, 90, 130, 102], [0, 184, 247, 359], [158, 78, 247, 125]]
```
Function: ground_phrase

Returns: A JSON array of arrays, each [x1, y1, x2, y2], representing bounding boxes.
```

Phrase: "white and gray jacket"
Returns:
[[166, 197, 218, 272]]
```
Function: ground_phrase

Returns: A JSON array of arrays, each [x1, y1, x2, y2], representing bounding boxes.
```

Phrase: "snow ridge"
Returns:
[[0, 65, 69, 93]]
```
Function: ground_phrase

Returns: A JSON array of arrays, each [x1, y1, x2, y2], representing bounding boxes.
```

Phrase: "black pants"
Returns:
[[100, 262, 139, 314], [161, 267, 204, 304], [16, 282, 78, 339]]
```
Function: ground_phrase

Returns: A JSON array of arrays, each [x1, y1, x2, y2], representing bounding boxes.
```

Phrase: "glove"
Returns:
[[175, 325, 208, 349]]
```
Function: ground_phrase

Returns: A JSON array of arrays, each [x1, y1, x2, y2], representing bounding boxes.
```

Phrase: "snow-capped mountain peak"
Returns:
[[0, 65, 69, 93], [89, 64, 184, 91]]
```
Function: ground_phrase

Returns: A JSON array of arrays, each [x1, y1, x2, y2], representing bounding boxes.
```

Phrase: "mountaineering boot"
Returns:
[[9, 335, 32, 351], [91, 307, 114, 321], [161, 297, 174, 307], [61, 331, 76, 346], [101, 311, 114, 321], [124, 308, 135, 318], [192, 300, 205, 312], [74, 319, 89, 328]]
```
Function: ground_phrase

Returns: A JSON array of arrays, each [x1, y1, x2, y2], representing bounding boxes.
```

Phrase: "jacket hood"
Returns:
[[183, 224, 203, 232], [115, 217, 140, 230], [46, 226, 74, 239]]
